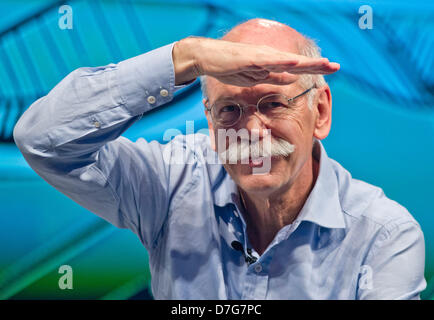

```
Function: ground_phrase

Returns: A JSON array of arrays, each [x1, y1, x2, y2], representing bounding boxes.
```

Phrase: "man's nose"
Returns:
[[239, 105, 270, 138]]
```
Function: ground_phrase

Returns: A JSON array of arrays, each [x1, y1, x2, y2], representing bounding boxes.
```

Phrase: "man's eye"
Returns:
[[269, 102, 285, 108], [221, 105, 237, 112], [261, 102, 286, 110]]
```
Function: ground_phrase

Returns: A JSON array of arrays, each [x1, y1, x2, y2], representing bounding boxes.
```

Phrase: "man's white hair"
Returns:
[[200, 35, 327, 110], [298, 37, 327, 109]]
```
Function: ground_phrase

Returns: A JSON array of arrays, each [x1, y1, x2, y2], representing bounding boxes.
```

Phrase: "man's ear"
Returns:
[[203, 98, 216, 151], [313, 85, 332, 140]]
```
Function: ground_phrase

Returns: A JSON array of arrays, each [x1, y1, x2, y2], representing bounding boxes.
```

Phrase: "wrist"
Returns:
[[173, 37, 201, 85]]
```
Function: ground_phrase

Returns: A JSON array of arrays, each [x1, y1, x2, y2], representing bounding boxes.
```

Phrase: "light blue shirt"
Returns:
[[13, 42, 426, 300]]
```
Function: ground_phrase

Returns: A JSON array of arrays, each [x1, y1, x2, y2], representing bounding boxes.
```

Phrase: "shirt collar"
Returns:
[[295, 139, 346, 229], [212, 139, 346, 229]]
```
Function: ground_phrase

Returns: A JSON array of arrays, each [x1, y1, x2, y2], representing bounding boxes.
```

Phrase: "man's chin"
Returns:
[[236, 173, 282, 195]]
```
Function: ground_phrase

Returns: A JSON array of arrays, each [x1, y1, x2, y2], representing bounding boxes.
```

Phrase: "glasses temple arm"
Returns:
[[287, 85, 316, 102]]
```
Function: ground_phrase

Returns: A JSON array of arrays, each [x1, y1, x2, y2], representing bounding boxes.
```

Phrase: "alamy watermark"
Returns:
[[358, 5, 373, 30], [58, 5, 73, 30], [58, 264, 73, 290]]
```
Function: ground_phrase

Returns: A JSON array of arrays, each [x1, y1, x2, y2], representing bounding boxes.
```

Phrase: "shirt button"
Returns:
[[160, 89, 169, 97], [254, 264, 262, 273], [147, 96, 156, 104], [93, 121, 101, 128]]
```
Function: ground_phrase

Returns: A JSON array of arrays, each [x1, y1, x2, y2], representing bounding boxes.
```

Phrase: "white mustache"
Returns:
[[218, 138, 295, 164]]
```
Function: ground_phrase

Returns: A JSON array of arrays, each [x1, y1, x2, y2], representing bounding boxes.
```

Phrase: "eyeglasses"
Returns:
[[206, 86, 315, 127]]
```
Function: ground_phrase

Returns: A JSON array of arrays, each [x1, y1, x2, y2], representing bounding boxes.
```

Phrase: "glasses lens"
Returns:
[[212, 102, 241, 126], [258, 94, 292, 117]]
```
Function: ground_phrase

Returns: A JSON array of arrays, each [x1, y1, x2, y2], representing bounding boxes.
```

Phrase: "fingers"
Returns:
[[252, 47, 339, 75], [287, 60, 340, 74], [205, 40, 340, 86], [198, 38, 340, 80], [215, 58, 339, 87], [327, 62, 341, 72], [261, 58, 339, 75]]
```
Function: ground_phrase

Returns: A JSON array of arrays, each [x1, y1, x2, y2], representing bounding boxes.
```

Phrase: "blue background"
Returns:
[[0, 0, 433, 299]]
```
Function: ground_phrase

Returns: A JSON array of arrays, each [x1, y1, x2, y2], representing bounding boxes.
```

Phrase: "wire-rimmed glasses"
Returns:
[[206, 86, 316, 127]]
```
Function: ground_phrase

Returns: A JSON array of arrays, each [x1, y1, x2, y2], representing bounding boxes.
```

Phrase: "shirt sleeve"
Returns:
[[13, 42, 196, 250], [356, 220, 427, 300]]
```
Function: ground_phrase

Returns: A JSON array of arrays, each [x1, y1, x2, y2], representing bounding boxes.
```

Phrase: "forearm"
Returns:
[[12, 42, 192, 239], [13, 42, 177, 163]]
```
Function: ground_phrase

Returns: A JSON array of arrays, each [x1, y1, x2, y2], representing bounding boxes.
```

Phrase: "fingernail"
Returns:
[[330, 62, 340, 69]]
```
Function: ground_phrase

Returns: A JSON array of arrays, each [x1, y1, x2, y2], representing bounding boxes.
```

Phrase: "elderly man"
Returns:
[[13, 19, 426, 299]]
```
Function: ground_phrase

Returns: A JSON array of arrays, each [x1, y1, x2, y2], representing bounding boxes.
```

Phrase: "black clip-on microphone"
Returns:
[[231, 241, 258, 265]]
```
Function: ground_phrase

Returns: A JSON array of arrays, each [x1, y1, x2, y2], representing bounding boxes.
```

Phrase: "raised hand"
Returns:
[[172, 37, 340, 86]]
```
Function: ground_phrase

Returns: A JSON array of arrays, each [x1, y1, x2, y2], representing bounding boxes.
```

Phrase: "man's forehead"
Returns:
[[222, 18, 306, 53]]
